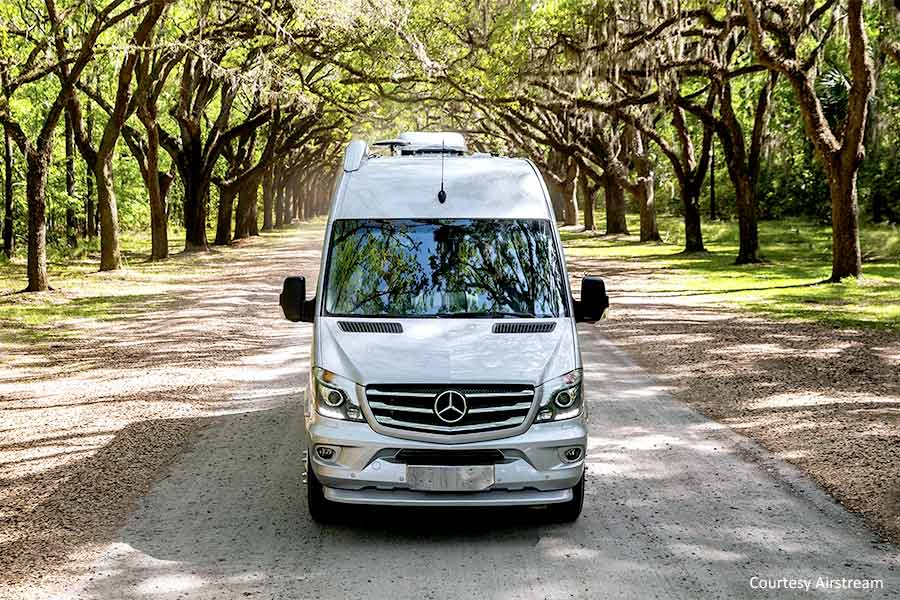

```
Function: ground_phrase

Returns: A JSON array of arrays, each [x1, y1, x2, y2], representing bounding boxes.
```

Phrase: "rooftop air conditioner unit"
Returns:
[[397, 131, 467, 155]]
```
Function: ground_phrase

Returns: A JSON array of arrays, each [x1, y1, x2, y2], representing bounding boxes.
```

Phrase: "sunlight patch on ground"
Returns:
[[749, 392, 900, 411]]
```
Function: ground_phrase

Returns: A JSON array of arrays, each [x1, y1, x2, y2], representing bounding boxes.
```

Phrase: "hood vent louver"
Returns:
[[338, 321, 403, 334], [492, 322, 556, 334]]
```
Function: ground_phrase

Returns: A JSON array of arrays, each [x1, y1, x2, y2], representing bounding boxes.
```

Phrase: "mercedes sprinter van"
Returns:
[[280, 132, 609, 522]]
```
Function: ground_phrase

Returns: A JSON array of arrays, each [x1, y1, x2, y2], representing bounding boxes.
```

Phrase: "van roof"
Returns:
[[333, 155, 553, 220]]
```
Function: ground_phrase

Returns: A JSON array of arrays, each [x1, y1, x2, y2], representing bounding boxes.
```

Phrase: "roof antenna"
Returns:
[[437, 140, 447, 204]]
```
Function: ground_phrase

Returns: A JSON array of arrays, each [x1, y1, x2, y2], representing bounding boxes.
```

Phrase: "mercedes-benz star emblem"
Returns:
[[433, 390, 467, 424]]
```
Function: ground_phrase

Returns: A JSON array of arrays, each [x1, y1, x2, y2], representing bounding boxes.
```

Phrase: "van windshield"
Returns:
[[323, 219, 569, 318]]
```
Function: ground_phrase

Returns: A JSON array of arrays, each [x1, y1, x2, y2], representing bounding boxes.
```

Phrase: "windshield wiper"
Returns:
[[437, 310, 537, 319]]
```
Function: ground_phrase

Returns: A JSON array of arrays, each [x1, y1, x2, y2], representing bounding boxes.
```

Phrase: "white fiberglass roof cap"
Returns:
[[399, 131, 467, 152], [334, 155, 552, 220]]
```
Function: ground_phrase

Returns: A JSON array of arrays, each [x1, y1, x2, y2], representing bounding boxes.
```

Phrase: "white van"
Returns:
[[280, 132, 608, 522]]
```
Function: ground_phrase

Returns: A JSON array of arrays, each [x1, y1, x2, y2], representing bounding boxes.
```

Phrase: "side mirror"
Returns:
[[280, 276, 315, 323], [574, 276, 609, 323]]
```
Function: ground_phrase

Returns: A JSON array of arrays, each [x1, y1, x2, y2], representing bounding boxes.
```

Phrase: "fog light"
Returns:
[[562, 447, 583, 462], [316, 446, 337, 460], [345, 406, 361, 421], [537, 408, 554, 422]]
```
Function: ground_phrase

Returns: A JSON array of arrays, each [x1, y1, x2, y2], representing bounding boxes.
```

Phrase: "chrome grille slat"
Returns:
[[368, 402, 433, 414], [365, 383, 536, 436], [376, 415, 524, 433], [366, 390, 433, 398], [465, 390, 533, 398], [467, 402, 532, 414]]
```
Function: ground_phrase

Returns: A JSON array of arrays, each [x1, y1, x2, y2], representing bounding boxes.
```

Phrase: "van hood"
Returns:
[[315, 318, 576, 386]]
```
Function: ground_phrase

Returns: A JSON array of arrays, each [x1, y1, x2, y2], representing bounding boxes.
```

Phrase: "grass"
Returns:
[[0, 221, 322, 339], [0, 215, 896, 335], [561, 214, 900, 331]]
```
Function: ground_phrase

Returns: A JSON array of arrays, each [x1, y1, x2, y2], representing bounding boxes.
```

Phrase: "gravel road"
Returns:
[[17, 228, 900, 600]]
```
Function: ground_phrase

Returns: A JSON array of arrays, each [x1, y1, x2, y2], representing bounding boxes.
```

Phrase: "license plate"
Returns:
[[407, 465, 495, 492]]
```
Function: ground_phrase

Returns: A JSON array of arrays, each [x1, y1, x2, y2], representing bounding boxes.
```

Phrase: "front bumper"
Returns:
[[307, 414, 586, 507]]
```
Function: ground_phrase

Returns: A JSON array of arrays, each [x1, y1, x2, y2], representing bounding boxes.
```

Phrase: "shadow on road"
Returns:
[[39, 331, 899, 600]]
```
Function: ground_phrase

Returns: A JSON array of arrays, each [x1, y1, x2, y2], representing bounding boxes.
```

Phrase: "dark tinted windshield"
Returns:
[[324, 219, 569, 318]]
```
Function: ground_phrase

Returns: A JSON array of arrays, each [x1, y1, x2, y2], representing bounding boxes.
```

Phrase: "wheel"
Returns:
[[306, 454, 337, 523], [547, 472, 585, 523]]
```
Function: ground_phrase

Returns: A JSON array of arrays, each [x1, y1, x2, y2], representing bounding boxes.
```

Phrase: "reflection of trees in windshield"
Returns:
[[325, 219, 568, 317]]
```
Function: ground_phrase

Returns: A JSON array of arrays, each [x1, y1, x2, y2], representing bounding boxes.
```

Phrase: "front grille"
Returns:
[[365, 384, 535, 435]]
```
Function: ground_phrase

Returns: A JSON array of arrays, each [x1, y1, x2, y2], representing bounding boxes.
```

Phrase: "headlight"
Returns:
[[536, 369, 583, 422], [312, 367, 365, 422]]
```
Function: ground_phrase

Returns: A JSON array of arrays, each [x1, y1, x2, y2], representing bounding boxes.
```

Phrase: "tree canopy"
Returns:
[[2, 0, 899, 290]]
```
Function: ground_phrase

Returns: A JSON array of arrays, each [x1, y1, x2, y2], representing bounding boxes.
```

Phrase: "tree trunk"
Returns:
[[64, 110, 78, 248], [634, 182, 660, 243], [584, 191, 595, 231], [181, 164, 209, 251], [233, 181, 256, 239], [262, 167, 274, 231], [85, 169, 95, 237], [733, 175, 760, 263], [742, 0, 870, 279], [215, 186, 236, 245], [299, 178, 308, 221], [249, 179, 259, 236], [94, 156, 122, 271], [274, 184, 284, 228], [274, 166, 284, 228], [84, 100, 96, 238], [668, 104, 712, 253], [2, 124, 13, 258], [720, 150, 761, 263], [829, 165, 862, 280], [603, 173, 629, 235], [145, 121, 168, 260], [718, 78, 766, 264], [303, 182, 310, 220], [708, 143, 717, 221], [682, 181, 705, 252], [628, 129, 660, 242], [579, 176, 595, 231], [25, 152, 50, 291], [720, 149, 761, 264], [282, 178, 293, 225], [148, 176, 169, 260], [561, 160, 578, 226]]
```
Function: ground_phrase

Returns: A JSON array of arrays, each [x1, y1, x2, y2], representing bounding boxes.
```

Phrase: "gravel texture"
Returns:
[[0, 225, 324, 592], [2, 224, 898, 599], [567, 250, 900, 544], [11, 317, 900, 600]]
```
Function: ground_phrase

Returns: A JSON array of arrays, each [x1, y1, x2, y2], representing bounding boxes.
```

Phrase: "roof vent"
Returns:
[[338, 321, 403, 334], [492, 322, 557, 334]]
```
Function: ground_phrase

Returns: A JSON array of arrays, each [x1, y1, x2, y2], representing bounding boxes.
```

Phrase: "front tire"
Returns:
[[547, 472, 584, 523], [307, 456, 337, 523]]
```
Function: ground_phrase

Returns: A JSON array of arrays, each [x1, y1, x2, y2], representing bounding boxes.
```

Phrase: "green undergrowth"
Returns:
[[0, 220, 324, 339], [561, 215, 900, 331]]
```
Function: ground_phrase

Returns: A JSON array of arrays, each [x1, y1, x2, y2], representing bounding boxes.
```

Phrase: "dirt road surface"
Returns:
[[6, 225, 899, 599]]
